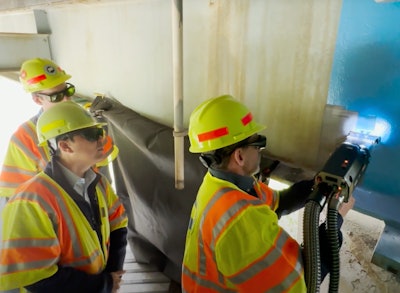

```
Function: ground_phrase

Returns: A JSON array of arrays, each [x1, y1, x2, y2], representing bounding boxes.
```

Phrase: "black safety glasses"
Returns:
[[236, 134, 267, 151], [75, 127, 105, 142], [64, 127, 105, 142], [36, 83, 75, 103], [244, 135, 267, 150], [224, 134, 267, 156]]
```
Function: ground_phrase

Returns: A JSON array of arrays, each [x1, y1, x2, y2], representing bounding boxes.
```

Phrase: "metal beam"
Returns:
[[372, 225, 400, 275], [0, 1, 69, 11], [0, 33, 51, 71], [0, 0, 125, 12]]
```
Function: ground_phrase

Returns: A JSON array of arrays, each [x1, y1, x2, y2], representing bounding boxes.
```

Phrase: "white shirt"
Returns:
[[56, 160, 97, 205]]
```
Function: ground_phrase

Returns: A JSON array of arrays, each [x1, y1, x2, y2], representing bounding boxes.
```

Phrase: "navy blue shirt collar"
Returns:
[[209, 167, 256, 196]]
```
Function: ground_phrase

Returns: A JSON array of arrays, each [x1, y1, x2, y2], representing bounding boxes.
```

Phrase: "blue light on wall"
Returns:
[[328, 0, 400, 196]]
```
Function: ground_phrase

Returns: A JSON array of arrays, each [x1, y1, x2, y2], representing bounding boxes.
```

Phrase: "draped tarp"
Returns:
[[93, 98, 206, 283]]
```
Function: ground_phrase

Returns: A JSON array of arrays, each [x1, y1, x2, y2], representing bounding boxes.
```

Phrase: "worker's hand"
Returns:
[[274, 178, 315, 218], [338, 196, 355, 217], [111, 270, 125, 293]]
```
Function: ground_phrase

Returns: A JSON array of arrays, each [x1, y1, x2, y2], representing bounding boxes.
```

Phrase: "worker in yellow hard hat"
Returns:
[[0, 60, 119, 293], [0, 58, 118, 199], [182, 95, 355, 292], [0, 101, 128, 292]]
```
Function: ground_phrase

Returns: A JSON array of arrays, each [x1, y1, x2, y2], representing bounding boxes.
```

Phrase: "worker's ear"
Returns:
[[58, 140, 73, 153], [232, 148, 245, 167], [32, 94, 44, 106]]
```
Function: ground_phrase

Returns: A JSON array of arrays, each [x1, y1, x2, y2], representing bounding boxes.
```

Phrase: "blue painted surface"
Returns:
[[328, 0, 400, 198]]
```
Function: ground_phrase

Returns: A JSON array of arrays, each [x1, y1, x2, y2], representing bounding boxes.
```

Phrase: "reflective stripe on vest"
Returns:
[[182, 173, 305, 292], [0, 118, 49, 197], [0, 172, 127, 290]]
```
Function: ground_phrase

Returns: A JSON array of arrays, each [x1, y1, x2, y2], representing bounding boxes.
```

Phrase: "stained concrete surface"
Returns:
[[324, 210, 400, 293], [280, 209, 400, 293]]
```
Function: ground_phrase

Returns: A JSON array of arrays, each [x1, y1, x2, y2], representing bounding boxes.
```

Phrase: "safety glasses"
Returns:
[[224, 134, 267, 156], [63, 127, 105, 142], [241, 134, 267, 150], [36, 83, 75, 103], [75, 127, 106, 142]]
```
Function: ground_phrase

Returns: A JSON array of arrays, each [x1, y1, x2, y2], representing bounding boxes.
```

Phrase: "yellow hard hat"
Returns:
[[188, 95, 266, 153], [19, 58, 71, 93], [37, 101, 106, 146]]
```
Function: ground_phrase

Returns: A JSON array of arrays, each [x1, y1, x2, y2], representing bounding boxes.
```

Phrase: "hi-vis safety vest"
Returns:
[[0, 115, 48, 197], [0, 172, 128, 290], [0, 114, 116, 198], [182, 172, 306, 293]]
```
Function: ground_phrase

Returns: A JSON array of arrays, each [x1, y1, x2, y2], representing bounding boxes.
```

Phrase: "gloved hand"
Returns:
[[275, 178, 315, 218]]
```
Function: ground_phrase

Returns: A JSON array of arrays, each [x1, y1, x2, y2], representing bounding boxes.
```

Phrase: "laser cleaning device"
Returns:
[[303, 131, 380, 293]]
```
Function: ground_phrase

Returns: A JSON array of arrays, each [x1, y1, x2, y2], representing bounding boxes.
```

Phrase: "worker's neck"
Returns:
[[58, 157, 90, 178]]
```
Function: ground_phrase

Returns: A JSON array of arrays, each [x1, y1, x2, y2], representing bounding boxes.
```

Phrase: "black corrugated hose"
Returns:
[[327, 206, 340, 293], [303, 200, 322, 293], [303, 184, 342, 293]]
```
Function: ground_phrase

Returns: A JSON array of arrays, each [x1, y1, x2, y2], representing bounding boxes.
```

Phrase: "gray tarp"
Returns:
[[95, 98, 206, 283]]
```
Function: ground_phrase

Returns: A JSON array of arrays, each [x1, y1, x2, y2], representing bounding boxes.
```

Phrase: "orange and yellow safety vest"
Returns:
[[0, 115, 48, 197], [182, 172, 306, 292], [0, 170, 128, 290]]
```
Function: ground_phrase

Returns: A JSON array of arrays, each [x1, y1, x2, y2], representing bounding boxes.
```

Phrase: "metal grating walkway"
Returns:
[[120, 245, 172, 293]]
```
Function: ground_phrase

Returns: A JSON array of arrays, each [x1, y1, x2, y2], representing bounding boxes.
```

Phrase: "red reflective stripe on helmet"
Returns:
[[27, 74, 47, 85], [198, 127, 229, 142], [241, 112, 253, 126]]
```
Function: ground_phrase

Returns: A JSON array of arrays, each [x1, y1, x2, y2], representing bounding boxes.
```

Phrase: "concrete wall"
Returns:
[[0, 0, 343, 169]]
